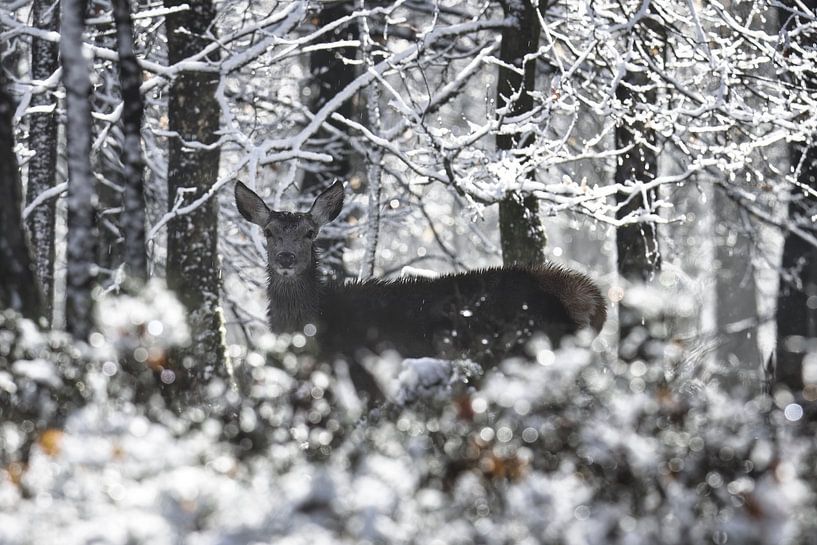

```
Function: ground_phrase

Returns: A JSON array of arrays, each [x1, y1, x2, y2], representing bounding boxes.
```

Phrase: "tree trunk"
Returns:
[[614, 37, 662, 361], [358, 7, 382, 280], [25, 0, 60, 323], [710, 0, 764, 392], [0, 68, 45, 321], [714, 191, 761, 386], [496, 0, 546, 265], [302, 2, 359, 280], [775, 143, 817, 394], [62, 0, 98, 340], [774, 0, 817, 400], [164, 0, 227, 384], [614, 66, 660, 282], [112, 0, 147, 282]]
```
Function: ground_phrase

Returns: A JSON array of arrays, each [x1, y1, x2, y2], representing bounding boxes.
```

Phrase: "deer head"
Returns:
[[234, 181, 344, 279]]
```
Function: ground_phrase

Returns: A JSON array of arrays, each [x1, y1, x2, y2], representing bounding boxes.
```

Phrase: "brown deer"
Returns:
[[235, 181, 606, 401]]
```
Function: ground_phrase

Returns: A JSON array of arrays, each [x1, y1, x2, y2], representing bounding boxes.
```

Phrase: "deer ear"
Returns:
[[309, 181, 344, 225], [235, 181, 270, 226]]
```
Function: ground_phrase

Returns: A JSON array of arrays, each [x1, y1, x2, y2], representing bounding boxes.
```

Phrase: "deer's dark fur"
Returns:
[[236, 181, 607, 400]]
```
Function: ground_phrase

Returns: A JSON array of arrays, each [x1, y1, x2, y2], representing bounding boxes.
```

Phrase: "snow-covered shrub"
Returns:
[[94, 281, 236, 419], [2, 283, 816, 545], [95, 279, 190, 365], [218, 332, 352, 460], [91, 280, 190, 398], [0, 310, 96, 467], [94, 280, 196, 408], [1, 282, 196, 466], [394, 357, 482, 406]]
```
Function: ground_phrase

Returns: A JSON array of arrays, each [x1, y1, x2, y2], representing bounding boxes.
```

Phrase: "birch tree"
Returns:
[[25, 0, 59, 322]]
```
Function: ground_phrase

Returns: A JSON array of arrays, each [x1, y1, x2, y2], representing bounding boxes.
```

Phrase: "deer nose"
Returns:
[[276, 252, 296, 268]]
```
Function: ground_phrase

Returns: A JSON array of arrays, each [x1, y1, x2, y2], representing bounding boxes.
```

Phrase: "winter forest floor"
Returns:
[[1, 283, 815, 545]]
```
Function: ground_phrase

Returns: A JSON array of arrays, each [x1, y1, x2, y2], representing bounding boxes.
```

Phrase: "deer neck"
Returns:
[[266, 257, 321, 333]]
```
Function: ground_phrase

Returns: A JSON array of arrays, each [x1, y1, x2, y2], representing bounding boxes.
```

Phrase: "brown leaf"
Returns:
[[38, 428, 64, 457]]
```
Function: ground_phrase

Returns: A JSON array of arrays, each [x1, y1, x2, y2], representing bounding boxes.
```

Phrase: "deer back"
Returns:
[[316, 264, 606, 364]]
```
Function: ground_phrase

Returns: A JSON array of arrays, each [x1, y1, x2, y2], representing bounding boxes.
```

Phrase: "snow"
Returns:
[[395, 357, 453, 404], [11, 359, 62, 388], [3, 290, 814, 545], [394, 357, 482, 405], [95, 279, 191, 351]]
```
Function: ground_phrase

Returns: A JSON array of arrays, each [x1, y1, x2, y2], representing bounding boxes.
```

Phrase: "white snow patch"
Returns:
[[395, 357, 453, 404], [11, 359, 62, 388]]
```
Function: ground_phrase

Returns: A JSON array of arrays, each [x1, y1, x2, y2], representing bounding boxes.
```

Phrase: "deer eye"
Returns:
[[263, 228, 272, 238], [305, 229, 315, 239]]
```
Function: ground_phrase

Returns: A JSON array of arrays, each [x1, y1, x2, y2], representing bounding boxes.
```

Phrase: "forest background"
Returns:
[[1, 0, 817, 544]]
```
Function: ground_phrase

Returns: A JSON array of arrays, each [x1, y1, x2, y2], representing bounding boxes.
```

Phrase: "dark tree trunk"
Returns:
[[776, 143, 817, 394], [774, 0, 817, 400], [302, 2, 359, 280], [496, 0, 546, 265], [164, 0, 227, 383], [614, 30, 662, 361], [25, 0, 60, 323], [61, 0, 98, 340], [614, 67, 660, 282], [0, 70, 45, 321], [112, 0, 147, 282]]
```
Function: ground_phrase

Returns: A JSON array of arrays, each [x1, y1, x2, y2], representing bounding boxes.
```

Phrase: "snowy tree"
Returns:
[[711, 0, 767, 389], [302, 1, 360, 279], [112, 0, 147, 282], [61, 0, 98, 340], [774, 0, 817, 406], [495, 0, 548, 264], [613, 14, 661, 282], [0, 68, 44, 321], [611, 3, 664, 360], [90, 1, 127, 276], [164, 0, 228, 387], [24, 0, 59, 323]]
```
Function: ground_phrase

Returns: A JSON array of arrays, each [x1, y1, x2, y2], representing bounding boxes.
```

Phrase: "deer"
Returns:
[[235, 180, 607, 402]]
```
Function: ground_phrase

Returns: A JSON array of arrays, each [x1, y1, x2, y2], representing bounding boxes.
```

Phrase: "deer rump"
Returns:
[[315, 264, 606, 364]]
